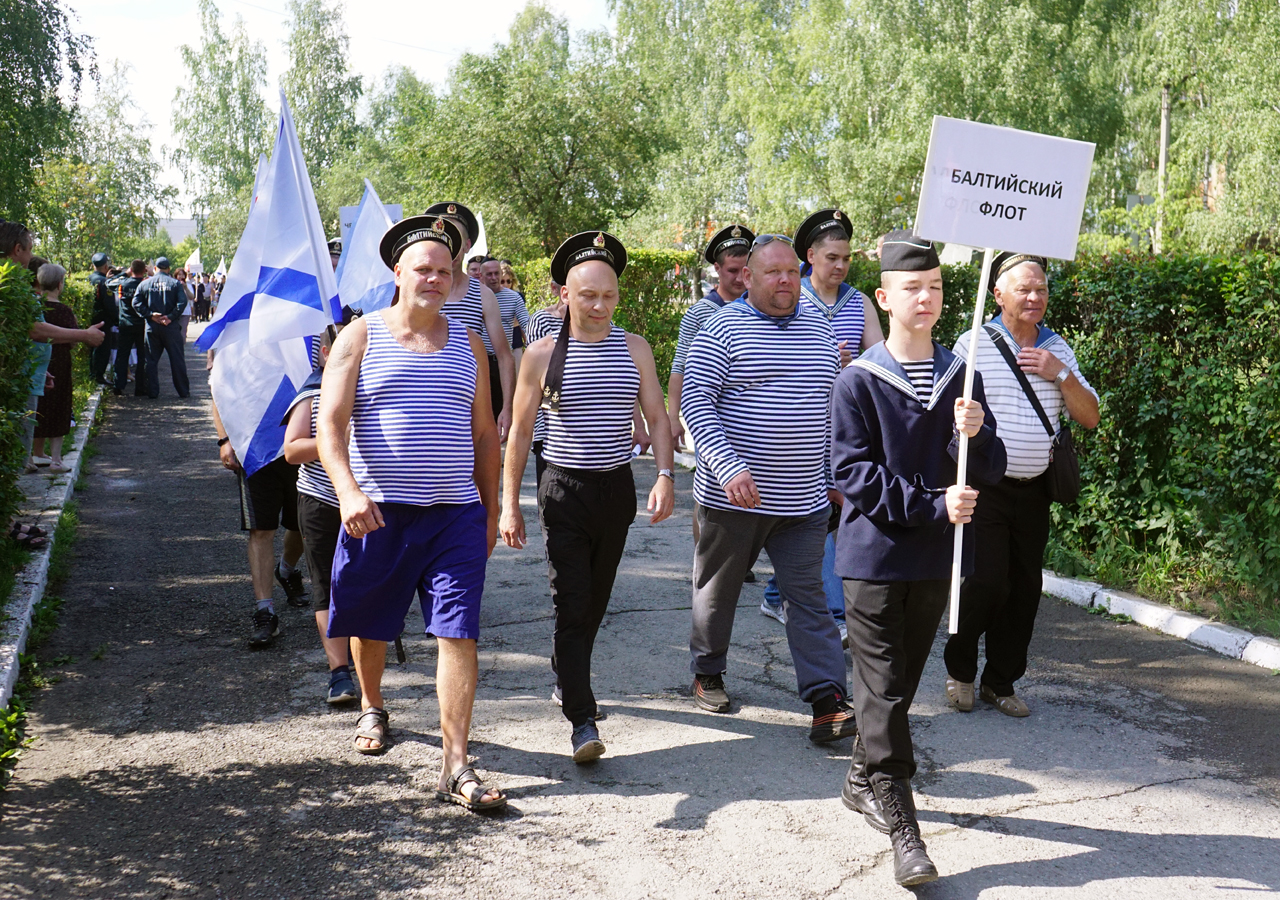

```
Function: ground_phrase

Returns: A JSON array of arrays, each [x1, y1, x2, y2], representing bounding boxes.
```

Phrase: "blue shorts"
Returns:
[[328, 501, 488, 641]]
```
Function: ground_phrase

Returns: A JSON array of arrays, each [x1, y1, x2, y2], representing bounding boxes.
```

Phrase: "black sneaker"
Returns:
[[276, 564, 309, 607], [809, 693, 858, 743], [692, 673, 730, 712], [571, 720, 606, 764], [248, 607, 280, 648]]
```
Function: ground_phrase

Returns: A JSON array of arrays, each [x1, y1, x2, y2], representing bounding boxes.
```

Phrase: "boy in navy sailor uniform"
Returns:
[[830, 231, 1006, 887]]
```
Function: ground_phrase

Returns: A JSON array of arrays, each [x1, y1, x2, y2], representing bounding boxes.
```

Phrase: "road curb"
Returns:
[[1042, 569, 1280, 672], [0, 388, 103, 710]]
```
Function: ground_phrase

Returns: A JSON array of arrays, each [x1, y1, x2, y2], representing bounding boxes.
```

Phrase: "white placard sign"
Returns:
[[915, 117, 1095, 260]]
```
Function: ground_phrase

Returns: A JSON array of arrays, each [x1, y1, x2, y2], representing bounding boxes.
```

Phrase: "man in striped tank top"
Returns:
[[481, 256, 531, 363], [682, 233, 855, 745], [830, 232, 1006, 886], [426, 202, 516, 439], [500, 231, 674, 764], [318, 215, 507, 812]]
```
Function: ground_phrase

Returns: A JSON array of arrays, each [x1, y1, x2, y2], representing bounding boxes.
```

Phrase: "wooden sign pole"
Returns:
[[948, 246, 996, 635]]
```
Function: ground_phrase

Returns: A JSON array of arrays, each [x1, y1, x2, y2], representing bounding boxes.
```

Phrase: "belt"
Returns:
[[1002, 474, 1043, 485], [544, 462, 632, 482]]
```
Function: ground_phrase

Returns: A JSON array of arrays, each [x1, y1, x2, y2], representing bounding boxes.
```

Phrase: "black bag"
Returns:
[[983, 324, 1081, 503]]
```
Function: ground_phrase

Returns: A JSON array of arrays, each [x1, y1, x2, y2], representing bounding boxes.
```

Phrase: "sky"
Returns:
[[68, 0, 614, 212]]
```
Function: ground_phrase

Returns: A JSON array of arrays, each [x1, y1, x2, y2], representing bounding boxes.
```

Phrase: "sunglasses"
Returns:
[[748, 233, 794, 258]]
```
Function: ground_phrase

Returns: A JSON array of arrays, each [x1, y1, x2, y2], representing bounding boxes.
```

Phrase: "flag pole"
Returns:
[[948, 246, 996, 634]]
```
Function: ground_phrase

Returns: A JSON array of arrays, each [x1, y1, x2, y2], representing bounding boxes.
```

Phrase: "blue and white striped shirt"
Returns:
[[443, 277, 498, 356], [542, 325, 640, 470], [670, 290, 730, 376], [683, 300, 839, 516], [527, 309, 564, 445], [296, 393, 340, 506], [495, 288, 530, 347], [799, 278, 867, 363], [347, 312, 480, 506]]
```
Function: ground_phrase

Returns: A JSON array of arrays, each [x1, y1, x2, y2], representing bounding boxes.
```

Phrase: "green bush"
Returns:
[[0, 260, 40, 527]]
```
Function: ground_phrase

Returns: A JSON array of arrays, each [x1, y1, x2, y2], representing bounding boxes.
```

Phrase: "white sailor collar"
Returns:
[[799, 277, 862, 321], [988, 316, 1061, 350], [850, 340, 964, 411]]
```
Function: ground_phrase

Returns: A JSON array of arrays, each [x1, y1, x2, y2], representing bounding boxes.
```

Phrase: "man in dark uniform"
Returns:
[[135, 256, 191, 398], [88, 252, 117, 385], [112, 259, 150, 396]]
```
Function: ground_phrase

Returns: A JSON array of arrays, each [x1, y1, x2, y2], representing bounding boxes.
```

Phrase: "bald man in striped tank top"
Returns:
[[318, 215, 506, 812], [501, 231, 675, 764]]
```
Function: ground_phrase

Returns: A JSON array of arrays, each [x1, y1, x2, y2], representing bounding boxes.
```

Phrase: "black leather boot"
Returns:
[[841, 733, 889, 833], [873, 777, 938, 886]]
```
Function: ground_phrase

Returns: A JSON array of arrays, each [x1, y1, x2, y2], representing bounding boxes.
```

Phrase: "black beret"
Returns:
[[424, 201, 479, 245], [989, 251, 1048, 294], [91, 252, 109, 266], [878, 230, 940, 272], [795, 208, 853, 258], [704, 224, 755, 264], [379, 215, 463, 268], [550, 231, 627, 285]]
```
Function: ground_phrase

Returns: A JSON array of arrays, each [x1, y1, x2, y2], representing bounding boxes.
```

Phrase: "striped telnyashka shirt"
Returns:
[[798, 278, 867, 362], [670, 291, 729, 375], [899, 359, 935, 405], [526, 309, 564, 445], [296, 394, 340, 506], [954, 322, 1096, 479], [683, 300, 840, 516], [348, 312, 480, 506], [541, 325, 640, 471], [442, 276, 496, 355], [495, 288, 530, 347]]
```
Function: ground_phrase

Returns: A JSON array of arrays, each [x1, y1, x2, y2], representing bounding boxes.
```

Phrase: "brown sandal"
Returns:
[[353, 707, 390, 754], [945, 678, 974, 712], [436, 765, 507, 812], [980, 684, 1030, 717]]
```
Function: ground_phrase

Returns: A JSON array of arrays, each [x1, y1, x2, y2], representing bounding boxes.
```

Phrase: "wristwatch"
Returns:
[[217, 436, 231, 447], [1054, 368, 1070, 385], [658, 468, 674, 480]]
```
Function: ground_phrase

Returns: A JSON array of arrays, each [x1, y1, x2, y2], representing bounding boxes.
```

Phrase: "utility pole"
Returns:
[[1156, 83, 1171, 254]]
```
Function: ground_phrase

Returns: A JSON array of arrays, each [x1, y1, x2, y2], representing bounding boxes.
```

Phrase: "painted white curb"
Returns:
[[1042, 568, 1280, 673], [0, 389, 102, 710]]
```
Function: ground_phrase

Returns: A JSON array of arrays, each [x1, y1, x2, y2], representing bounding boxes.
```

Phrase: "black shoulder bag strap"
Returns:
[[540, 313, 572, 412], [982, 323, 1055, 439]]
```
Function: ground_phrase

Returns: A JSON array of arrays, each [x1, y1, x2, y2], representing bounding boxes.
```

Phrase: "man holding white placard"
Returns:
[[830, 231, 1006, 887], [943, 252, 1099, 717]]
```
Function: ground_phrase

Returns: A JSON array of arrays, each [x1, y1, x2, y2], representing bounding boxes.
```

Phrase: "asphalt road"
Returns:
[[1, 338, 1278, 899]]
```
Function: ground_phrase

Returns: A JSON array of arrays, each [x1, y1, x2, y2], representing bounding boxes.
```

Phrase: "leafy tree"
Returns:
[[29, 63, 176, 270], [171, 0, 272, 210], [281, 0, 363, 226], [0, 0, 91, 222]]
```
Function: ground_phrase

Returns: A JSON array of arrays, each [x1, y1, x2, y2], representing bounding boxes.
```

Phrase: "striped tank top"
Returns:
[[296, 394, 340, 506], [526, 309, 564, 445], [348, 312, 480, 506], [442, 277, 496, 356], [542, 325, 640, 470]]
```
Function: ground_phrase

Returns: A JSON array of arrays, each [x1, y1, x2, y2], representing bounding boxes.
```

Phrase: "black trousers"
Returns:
[[145, 323, 190, 398], [845, 578, 948, 781], [488, 355, 502, 421], [944, 475, 1052, 696], [90, 328, 115, 383], [114, 325, 149, 395], [538, 462, 636, 728]]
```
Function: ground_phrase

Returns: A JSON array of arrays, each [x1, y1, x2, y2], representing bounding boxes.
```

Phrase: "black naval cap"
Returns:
[[795, 208, 854, 258], [704, 224, 755, 265], [327, 237, 342, 255], [989, 250, 1048, 293], [550, 231, 627, 286], [878, 231, 940, 272], [91, 252, 109, 266], [379, 215, 463, 268], [424, 201, 479, 245], [155, 256, 171, 270]]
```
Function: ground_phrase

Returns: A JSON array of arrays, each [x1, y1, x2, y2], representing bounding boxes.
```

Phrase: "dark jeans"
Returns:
[[90, 328, 115, 383], [944, 475, 1052, 696], [690, 505, 846, 704], [145, 322, 190, 398], [114, 325, 148, 395], [538, 462, 636, 728], [845, 578, 948, 781]]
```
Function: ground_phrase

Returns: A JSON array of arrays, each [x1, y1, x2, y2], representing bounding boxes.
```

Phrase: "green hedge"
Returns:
[[0, 261, 40, 527]]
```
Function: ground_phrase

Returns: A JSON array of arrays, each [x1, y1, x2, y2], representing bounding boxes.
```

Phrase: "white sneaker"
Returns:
[[760, 601, 787, 625], [838, 621, 849, 649]]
